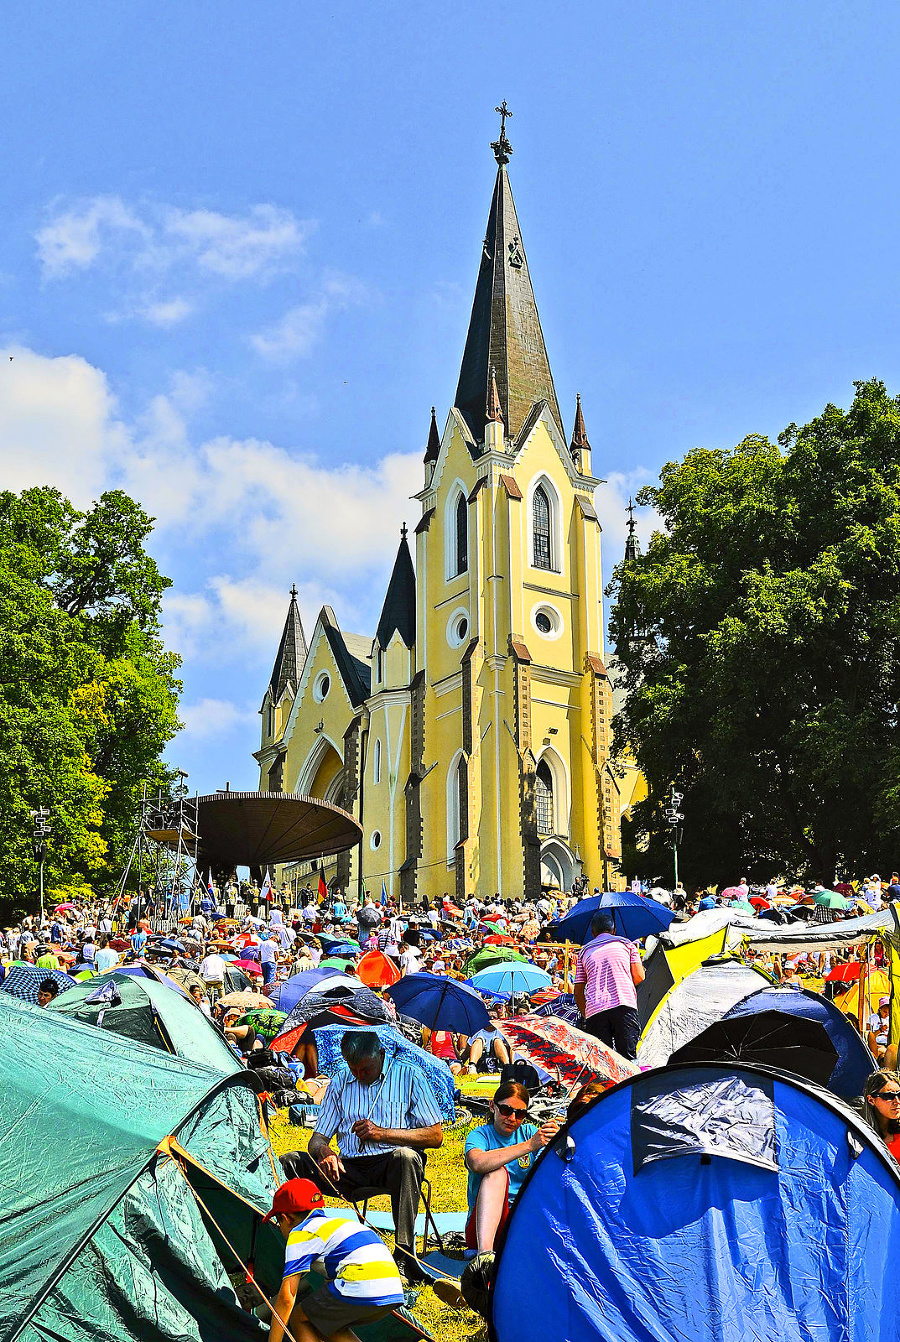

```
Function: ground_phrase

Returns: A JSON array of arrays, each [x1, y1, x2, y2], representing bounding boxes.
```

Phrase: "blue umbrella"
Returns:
[[548, 891, 676, 945], [160, 937, 185, 952], [0, 965, 77, 1003], [387, 972, 490, 1033], [468, 963, 553, 995], [269, 967, 360, 1015], [326, 941, 362, 958]]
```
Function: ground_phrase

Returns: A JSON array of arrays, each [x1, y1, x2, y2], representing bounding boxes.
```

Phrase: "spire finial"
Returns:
[[491, 100, 513, 166], [627, 497, 636, 534], [424, 406, 441, 464], [570, 392, 590, 452], [486, 365, 503, 424], [289, 583, 298, 599], [400, 521, 408, 541]]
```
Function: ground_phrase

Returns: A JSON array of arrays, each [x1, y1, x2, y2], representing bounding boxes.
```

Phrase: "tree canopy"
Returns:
[[609, 379, 900, 885], [0, 487, 181, 917]]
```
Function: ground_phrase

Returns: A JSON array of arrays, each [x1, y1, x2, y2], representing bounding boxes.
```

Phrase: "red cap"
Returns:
[[263, 1178, 325, 1223]]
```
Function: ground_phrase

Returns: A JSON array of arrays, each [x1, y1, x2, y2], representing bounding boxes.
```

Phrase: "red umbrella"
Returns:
[[231, 958, 263, 977], [52, 902, 78, 912], [482, 914, 502, 923], [484, 933, 516, 945], [825, 962, 863, 982], [499, 1015, 638, 1089], [719, 887, 746, 900], [749, 896, 771, 910], [356, 949, 401, 988]]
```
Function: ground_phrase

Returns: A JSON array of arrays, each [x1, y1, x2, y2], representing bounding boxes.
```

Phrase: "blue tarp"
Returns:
[[491, 1063, 900, 1342], [723, 985, 875, 1100]]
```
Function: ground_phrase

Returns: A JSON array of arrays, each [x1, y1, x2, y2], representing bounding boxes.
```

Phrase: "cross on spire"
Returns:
[[626, 497, 636, 534], [289, 583, 298, 599], [400, 521, 408, 541], [491, 100, 513, 165]]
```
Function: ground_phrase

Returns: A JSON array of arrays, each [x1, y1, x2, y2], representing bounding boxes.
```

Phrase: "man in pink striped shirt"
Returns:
[[573, 911, 645, 1059]]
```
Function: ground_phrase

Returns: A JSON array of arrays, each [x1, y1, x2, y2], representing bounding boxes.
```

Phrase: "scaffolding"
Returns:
[[115, 776, 200, 931]]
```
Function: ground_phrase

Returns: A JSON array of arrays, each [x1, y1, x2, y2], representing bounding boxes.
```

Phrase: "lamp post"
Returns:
[[30, 807, 52, 923], [663, 788, 683, 890]]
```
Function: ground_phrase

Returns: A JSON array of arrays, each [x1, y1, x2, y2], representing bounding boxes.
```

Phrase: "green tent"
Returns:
[[0, 995, 429, 1342], [465, 946, 529, 975], [48, 971, 242, 1074]]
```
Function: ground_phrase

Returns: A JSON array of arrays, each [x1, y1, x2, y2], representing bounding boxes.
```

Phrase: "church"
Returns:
[[255, 113, 633, 903]]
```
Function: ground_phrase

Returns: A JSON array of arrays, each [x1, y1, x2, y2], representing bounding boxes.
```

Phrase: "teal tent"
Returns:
[[0, 995, 429, 1342], [48, 970, 241, 1074]]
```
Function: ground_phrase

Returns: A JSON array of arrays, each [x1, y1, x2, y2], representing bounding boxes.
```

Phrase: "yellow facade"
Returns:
[[255, 135, 627, 901]]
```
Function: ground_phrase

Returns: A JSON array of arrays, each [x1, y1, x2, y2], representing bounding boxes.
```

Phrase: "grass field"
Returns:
[[268, 1075, 496, 1342]]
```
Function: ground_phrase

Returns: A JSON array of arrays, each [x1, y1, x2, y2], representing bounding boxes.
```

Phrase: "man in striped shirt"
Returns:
[[265, 1177, 404, 1342], [281, 1031, 443, 1283]]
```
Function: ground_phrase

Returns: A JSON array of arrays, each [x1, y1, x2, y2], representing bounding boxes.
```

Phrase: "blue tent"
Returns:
[[491, 1063, 900, 1342], [723, 984, 874, 1100]]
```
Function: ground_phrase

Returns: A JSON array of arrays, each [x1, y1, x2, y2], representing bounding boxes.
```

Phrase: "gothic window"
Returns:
[[533, 485, 551, 570], [373, 738, 382, 784], [376, 647, 384, 684], [535, 758, 553, 835], [455, 492, 468, 576], [447, 751, 467, 859], [267, 704, 275, 737]]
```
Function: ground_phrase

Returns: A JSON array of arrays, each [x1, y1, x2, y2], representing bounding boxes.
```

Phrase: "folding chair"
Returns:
[[350, 1173, 445, 1257]]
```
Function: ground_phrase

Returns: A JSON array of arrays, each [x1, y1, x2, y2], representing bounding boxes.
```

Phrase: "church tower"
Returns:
[[412, 104, 620, 898], [258, 110, 625, 901]]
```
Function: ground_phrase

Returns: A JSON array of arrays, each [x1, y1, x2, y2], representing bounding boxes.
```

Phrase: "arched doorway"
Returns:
[[540, 838, 578, 893]]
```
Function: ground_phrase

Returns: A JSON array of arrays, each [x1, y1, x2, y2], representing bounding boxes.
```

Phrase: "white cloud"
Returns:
[[164, 205, 313, 279], [178, 697, 258, 739], [251, 272, 368, 362], [140, 297, 193, 327], [36, 196, 149, 278], [0, 345, 127, 503], [36, 196, 314, 290]]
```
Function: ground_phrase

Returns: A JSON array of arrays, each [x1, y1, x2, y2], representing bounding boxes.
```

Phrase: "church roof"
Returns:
[[268, 585, 308, 702], [423, 407, 441, 464], [375, 529, 416, 650], [320, 611, 372, 707], [454, 140, 562, 444]]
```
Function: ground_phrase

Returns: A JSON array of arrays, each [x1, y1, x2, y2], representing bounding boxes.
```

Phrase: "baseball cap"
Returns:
[[263, 1178, 325, 1222], [879, 996, 890, 1008]]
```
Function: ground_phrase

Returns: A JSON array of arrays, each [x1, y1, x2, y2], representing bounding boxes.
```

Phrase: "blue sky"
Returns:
[[3, 1, 900, 796]]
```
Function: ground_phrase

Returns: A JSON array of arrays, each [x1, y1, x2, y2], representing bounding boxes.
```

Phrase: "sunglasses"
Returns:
[[874, 1090, 900, 1101], [496, 1102, 528, 1120]]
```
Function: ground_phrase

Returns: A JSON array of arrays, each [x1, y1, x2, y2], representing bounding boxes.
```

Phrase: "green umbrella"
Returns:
[[319, 956, 356, 970], [813, 889, 850, 909], [240, 1008, 287, 1041]]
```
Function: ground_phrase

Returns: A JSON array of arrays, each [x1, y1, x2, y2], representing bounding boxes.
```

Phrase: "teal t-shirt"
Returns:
[[465, 1121, 539, 1211]]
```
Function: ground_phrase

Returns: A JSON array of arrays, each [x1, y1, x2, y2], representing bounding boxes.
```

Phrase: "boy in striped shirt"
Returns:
[[265, 1178, 404, 1342]]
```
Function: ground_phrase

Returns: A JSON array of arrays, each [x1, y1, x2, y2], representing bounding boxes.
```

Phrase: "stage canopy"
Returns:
[[194, 791, 361, 869]]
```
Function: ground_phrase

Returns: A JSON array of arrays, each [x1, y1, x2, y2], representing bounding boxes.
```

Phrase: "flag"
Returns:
[[260, 869, 272, 903], [317, 866, 328, 903], [380, 880, 388, 907], [207, 871, 215, 898]]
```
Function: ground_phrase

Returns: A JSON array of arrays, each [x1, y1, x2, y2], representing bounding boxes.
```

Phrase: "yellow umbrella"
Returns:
[[834, 969, 890, 1018]]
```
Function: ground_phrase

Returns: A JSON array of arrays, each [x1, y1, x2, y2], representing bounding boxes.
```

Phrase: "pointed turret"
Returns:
[[268, 584, 308, 703], [375, 525, 416, 651], [570, 393, 592, 474], [454, 109, 562, 444], [423, 406, 441, 464], [485, 366, 505, 452], [625, 498, 640, 563]]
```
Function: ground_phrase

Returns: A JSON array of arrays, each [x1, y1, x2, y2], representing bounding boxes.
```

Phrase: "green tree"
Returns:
[[0, 487, 181, 917], [609, 379, 900, 885]]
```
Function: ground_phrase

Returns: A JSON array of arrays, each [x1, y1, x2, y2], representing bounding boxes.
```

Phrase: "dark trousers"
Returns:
[[281, 1147, 424, 1257], [584, 1005, 640, 1060]]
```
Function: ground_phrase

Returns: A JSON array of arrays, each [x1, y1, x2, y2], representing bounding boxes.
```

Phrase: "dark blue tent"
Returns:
[[723, 984, 875, 1100], [491, 1063, 900, 1342]]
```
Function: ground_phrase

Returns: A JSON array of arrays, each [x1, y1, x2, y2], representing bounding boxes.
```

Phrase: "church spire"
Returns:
[[423, 406, 440, 464], [625, 498, 640, 563], [570, 393, 592, 474], [454, 106, 562, 444], [268, 584, 308, 701], [375, 525, 416, 650]]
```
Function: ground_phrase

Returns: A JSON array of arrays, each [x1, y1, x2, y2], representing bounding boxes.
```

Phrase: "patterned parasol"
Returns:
[[499, 1014, 639, 1090]]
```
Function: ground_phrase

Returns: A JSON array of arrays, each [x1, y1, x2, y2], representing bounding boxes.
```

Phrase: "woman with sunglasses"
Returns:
[[463, 1081, 559, 1253], [863, 1069, 900, 1157]]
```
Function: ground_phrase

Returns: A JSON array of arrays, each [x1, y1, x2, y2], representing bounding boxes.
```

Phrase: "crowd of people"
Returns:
[[2, 868, 899, 1337]]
